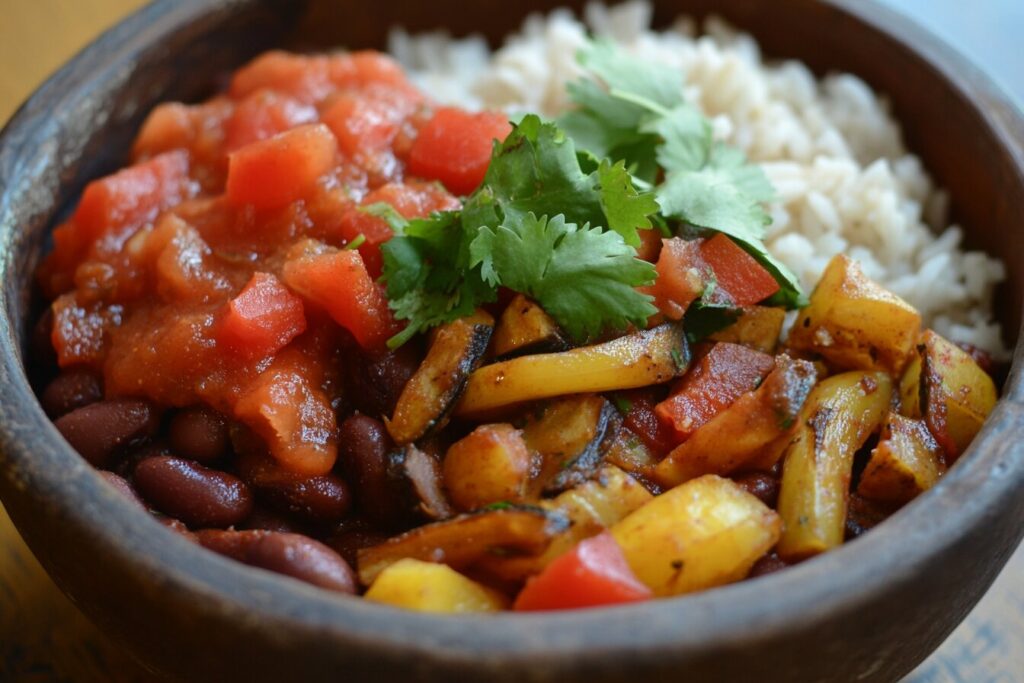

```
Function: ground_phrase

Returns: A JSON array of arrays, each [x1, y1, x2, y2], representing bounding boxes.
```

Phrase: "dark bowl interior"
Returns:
[[2, 1, 1023, 681]]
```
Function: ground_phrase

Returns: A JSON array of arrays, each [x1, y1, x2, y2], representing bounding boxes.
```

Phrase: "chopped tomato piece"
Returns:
[[226, 123, 337, 210], [50, 294, 121, 368], [513, 531, 652, 611], [223, 90, 317, 153], [322, 87, 418, 161], [636, 228, 663, 262], [219, 272, 307, 358], [336, 181, 460, 278], [645, 237, 708, 320], [700, 233, 780, 306], [229, 51, 332, 104], [327, 51, 417, 93], [75, 150, 193, 246], [234, 347, 337, 476], [655, 342, 776, 443], [281, 243, 399, 350], [616, 388, 678, 456], [407, 108, 511, 196]]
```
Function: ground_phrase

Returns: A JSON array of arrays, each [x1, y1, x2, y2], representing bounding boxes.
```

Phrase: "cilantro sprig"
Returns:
[[377, 39, 803, 348], [560, 40, 803, 309], [380, 114, 659, 348]]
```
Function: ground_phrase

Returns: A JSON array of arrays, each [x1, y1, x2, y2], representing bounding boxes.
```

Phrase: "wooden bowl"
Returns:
[[1, 1, 1022, 681]]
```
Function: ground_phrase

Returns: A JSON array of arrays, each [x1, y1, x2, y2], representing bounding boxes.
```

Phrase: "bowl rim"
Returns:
[[2, 0, 1024, 673]]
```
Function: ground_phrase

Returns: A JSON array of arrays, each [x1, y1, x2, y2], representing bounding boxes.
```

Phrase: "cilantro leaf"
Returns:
[[595, 159, 659, 247], [472, 214, 657, 342], [683, 300, 742, 344]]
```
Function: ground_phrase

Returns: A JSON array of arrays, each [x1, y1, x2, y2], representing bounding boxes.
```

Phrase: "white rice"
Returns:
[[388, 1, 1008, 357]]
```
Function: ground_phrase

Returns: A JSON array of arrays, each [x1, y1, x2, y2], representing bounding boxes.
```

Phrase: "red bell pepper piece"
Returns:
[[700, 233, 780, 306], [513, 531, 652, 611]]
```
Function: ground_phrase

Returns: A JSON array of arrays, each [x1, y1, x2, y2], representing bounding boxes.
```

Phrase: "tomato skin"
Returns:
[[219, 272, 307, 359], [230, 51, 333, 104], [226, 123, 337, 210], [700, 233, 780, 306], [282, 247, 399, 350], [407, 108, 511, 196], [646, 237, 708, 320], [513, 531, 653, 611], [336, 181, 460, 278], [224, 90, 317, 153]]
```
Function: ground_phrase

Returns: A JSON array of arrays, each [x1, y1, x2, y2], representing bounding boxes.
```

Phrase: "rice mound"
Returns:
[[388, 1, 1007, 357]]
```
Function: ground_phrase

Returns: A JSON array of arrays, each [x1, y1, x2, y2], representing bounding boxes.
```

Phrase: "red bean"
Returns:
[[239, 506, 305, 534], [168, 406, 230, 464], [337, 414, 406, 528], [346, 342, 422, 418], [54, 399, 160, 467], [237, 450, 352, 524], [734, 472, 780, 508], [196, 529, 356, 594], [748, 552, 788, 579], [134, 455, 253, 528], [41, 368, 103, 418], [328, 517, 390, 568], [31, 307, 57, 371]]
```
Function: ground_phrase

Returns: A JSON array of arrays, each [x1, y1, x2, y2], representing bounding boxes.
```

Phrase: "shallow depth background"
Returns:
[[0, 1, 1021, 681]]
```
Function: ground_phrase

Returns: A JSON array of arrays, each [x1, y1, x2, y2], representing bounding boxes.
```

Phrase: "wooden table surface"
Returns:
[[1, 2, 1021, 681]]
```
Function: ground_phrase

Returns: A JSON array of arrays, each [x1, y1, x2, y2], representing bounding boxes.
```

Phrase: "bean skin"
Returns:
[[41, 369, 103, 418], [337, 414, 407, 529], [328, 517, 390, 568], [734, 472, 781, 509], [346, 342, 422, 418], [168, 406, 230, 464], [134, 456, 253, 528], [195, 529, 356, 594], [239, 506, 305, 534], [54, 399, 160, 467], [236, 450, 352, 524]]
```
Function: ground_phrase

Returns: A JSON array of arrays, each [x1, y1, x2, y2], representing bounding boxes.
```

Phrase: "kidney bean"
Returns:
[[845, 494, 896, 540], [41, 368, 103, 418], [748, 552, 789, 579], [98, 470, 147, 509], [239, 506, 305, 534], [328, 517, 390, 568], [337, 414, 407, 529], [134, 455, 253, 528], [168, 406, 230, 464], [54, 399, 160, 467], [734, 472, 780, 508], [237, 450, 352, 524], [160, 516, 196, 540], [346, 342, 422, 418], [196, 529, 356, 594]]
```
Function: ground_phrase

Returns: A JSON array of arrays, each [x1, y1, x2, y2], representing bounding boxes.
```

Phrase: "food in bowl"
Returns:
[[31, 3, 1002, 613]]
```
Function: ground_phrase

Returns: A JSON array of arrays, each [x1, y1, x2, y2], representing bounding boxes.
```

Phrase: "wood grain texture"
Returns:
[[0, 1, 1021, 682]]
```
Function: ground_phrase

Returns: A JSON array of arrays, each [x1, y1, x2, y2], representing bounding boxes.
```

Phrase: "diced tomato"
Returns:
[[223, 90, 317, 153], [513, 532, 652, 611], [645, 237, 708, 320], [636, 228, 663, 262], [233, 347, 337, 476], [322, 87, 415, 160], [407, 108, 512, 196], [655, 342, 776, 443], [616, 388, 679, 456], [282, 244, 399, 350], [336, 181, 460, 278], [50, 294, 121, 368], [219, 272, 307, 358], [226, 124, 337, 210], [327, 51, 417, 94], [229, 51, 332, 104], [700, 233, 780, 306], [131, 103, 194, 159], [76, 150, 193, 246]]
